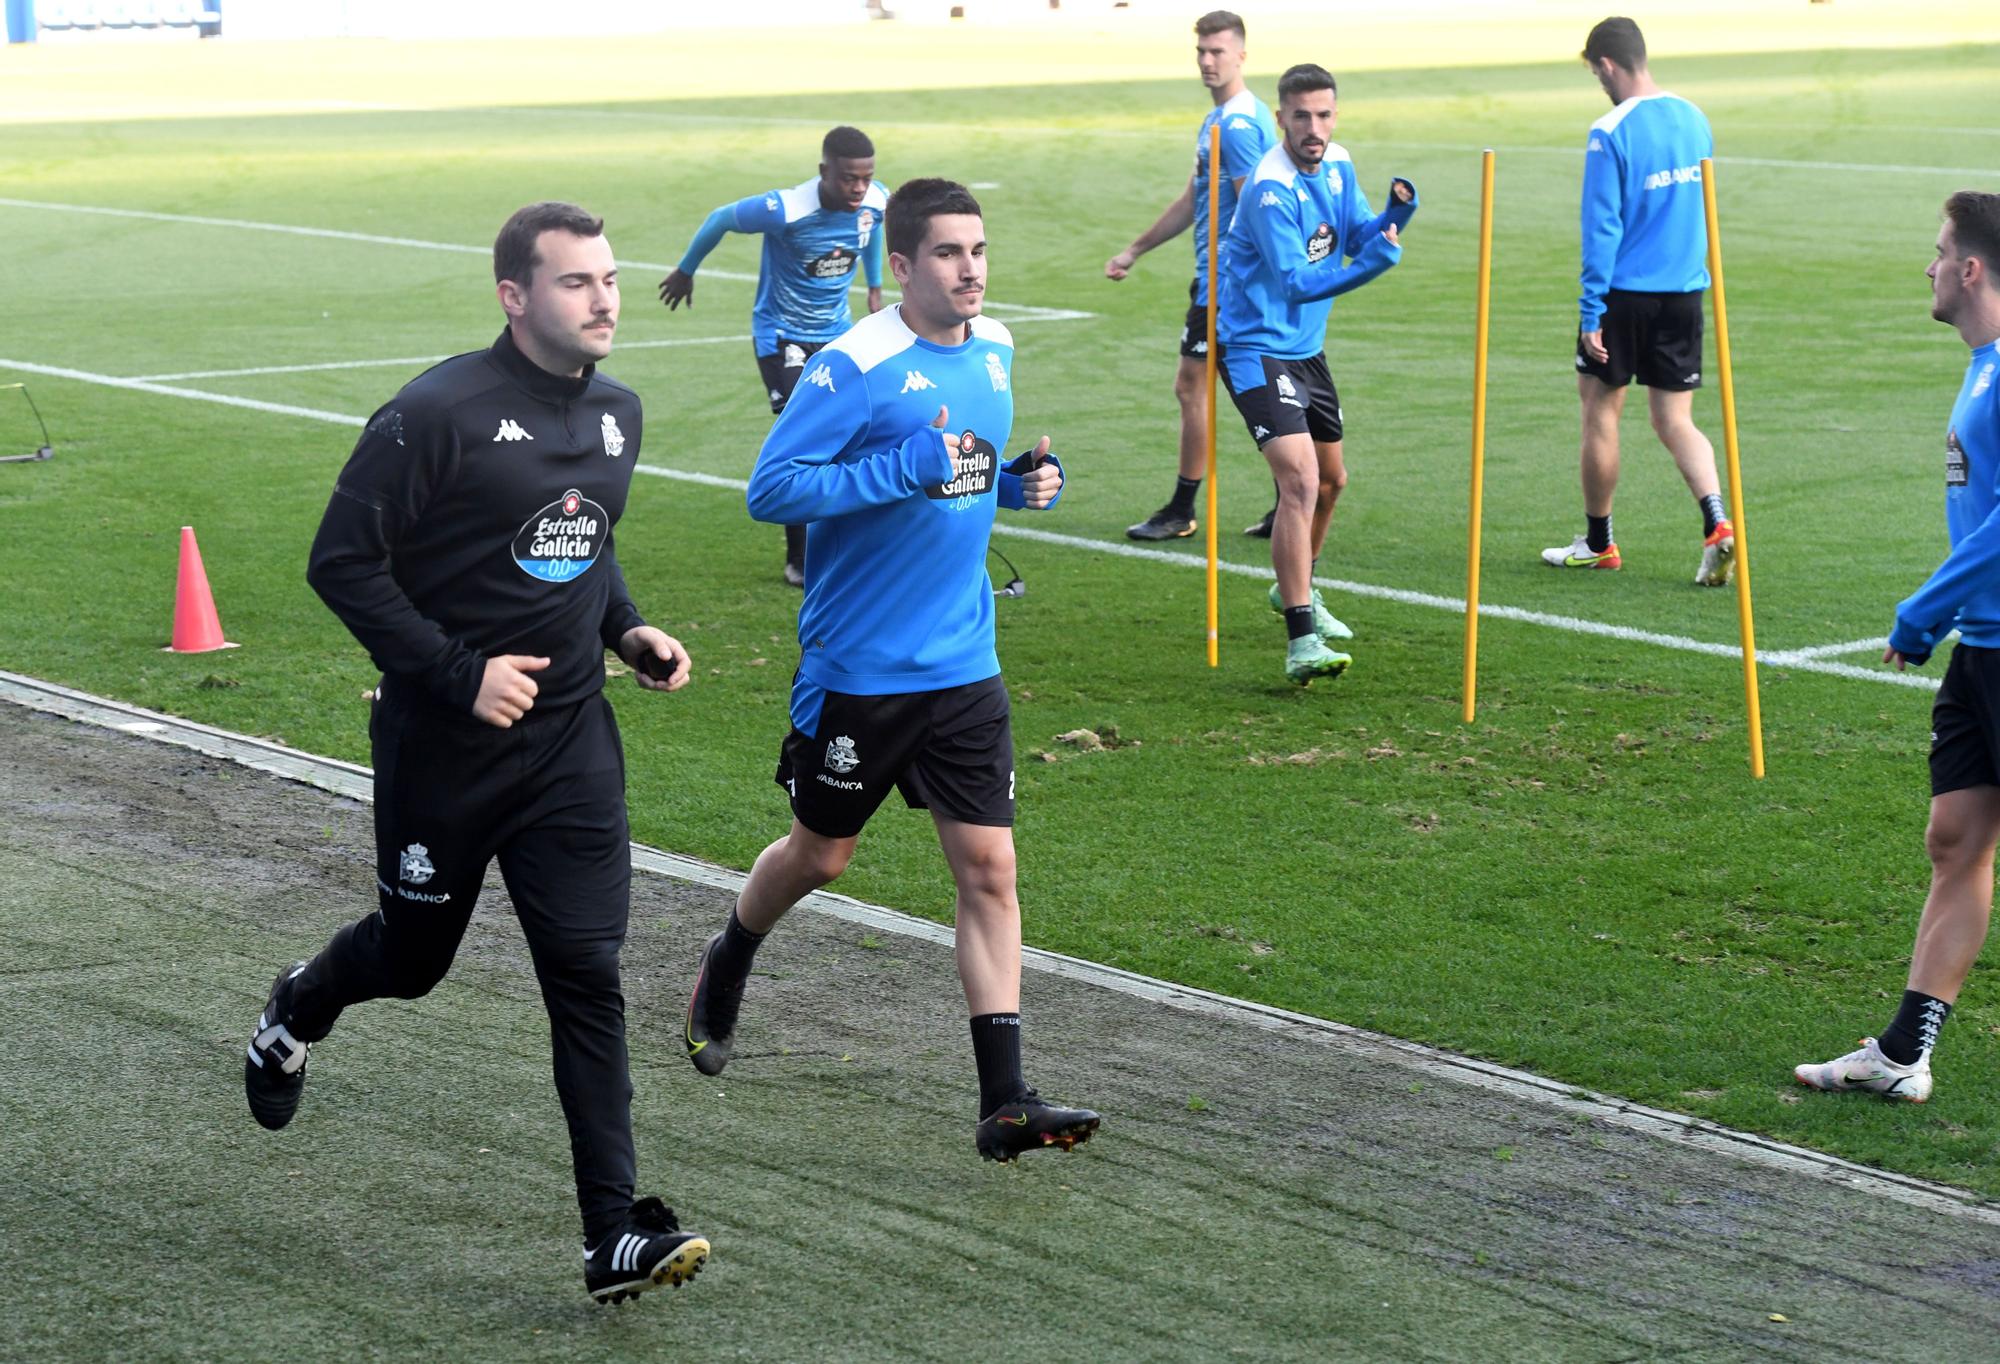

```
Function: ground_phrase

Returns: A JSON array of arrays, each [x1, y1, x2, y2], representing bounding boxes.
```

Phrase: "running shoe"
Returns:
[[244, 961, 311, 1131], [1540, 535, 1622, 570], [684, 931, 745, 1078], [1793, 1037, 1932, 1103], [975, 1091, 1101, 1163], [1284, 637, 1352, 686], [1243, 506, 1276, 538], [1696, 519, 1735, 587], [1125, 507, 1197, 541], [584, 1196, 710, 1304]]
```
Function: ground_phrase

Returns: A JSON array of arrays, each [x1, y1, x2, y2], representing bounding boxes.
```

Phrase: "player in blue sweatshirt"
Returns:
[[680, 179, 1100, 1163], [1543, 17, 1734, 587], [1797, 193, 2000, 1104], [1104, 9, 1278, 542], [1216, 62, 1415, 685], [659, 125, 889, 585]]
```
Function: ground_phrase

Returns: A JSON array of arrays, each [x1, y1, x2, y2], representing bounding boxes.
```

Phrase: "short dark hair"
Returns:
[[1276, 63, 1336, 105], [1582, 17, 1647, 72], [885, 177, 982, 260], [822, 125, 874, 162], [1193, 10, 1244, 40], [1944, 190, 2000, 283], [493, 201, 604, 286]]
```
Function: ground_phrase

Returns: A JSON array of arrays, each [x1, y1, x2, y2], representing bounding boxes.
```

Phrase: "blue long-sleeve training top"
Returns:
[[1578, 92, 1713, 332], [746, 306, 1060, 727], [1217, 142, 1414, 390], [1894, 343, 2000, 659], [1190, 88, 1278, 306], [678, 178, 890, 354]]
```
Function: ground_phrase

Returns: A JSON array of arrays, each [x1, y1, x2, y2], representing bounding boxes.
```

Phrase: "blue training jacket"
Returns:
[[1579, 92, 1714, 331], [1893, 343, 2000, 661], [745, 306, 1062, 730], [678, 178, 890, 354], [1217, 142, 1415, 391]]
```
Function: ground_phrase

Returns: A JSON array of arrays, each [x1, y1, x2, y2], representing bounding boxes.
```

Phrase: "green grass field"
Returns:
[[4, 6, 2000, 1288]]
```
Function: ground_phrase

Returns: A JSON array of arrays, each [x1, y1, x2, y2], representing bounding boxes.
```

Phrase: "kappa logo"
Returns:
[[1588, 136, 1605, 152], [367, 409, 405, 447], [825, 734, 860, 774], [805, 363, 836, 392], [601, 412, 626, 458], [1228, 117, 1252, 131], [901, 370, 936, 394], [1260, 190, 1282, 207], [783, 342, 807, 369], [1189, 339, 1208, 356], [494, 419, 534, 442], [399, 843, 435, 886], [985, 351, 1008, 392], [765, 194, 779, 212]]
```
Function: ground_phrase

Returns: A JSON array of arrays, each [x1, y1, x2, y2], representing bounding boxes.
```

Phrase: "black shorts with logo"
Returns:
[[755, 339, 830, 414], [776, 674, 1015, 839], [1180, 278, 1215, 361], [1221, 351, 1343, 447], [1576, 288, 1704, 391], [1930, 644, 2000, 796]]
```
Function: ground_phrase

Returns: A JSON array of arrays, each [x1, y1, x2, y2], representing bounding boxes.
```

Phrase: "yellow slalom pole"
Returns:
[[1700, 157, 1765, 778], [1463, 149, 1494, 724], [1205, 122, 1221, 668]]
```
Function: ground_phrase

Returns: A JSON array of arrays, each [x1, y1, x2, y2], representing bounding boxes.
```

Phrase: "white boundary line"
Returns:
[[0, 352, 1944, 692], [1781, 636, 1892, 662], [1, 666, 1992, 1226], [0, 197, 1095, 324]]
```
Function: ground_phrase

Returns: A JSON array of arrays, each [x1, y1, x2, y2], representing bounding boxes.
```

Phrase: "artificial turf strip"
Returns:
[[1, 36, 1996, 1200]]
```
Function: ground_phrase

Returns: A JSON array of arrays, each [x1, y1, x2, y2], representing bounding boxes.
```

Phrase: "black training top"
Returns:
[[307, 328, 647, 715]]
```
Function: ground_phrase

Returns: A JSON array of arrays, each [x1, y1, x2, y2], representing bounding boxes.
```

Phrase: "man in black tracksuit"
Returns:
[[241, 201, 709, 1305]]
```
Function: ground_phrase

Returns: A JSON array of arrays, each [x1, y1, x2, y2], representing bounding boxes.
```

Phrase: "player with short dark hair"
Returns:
[[659, 126, 889, 585], [1217, 62, 1415, 684], [243, 200, 710, 1305], [1543, 16, 1734, 585], [1795, 191, 2000, 1103], [680, 176, 1100, 1163], [1105, 10, 1279, 542]]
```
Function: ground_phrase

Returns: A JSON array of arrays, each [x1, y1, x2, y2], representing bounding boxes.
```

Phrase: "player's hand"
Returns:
[[1884, 646, 1910, 672], [658, 269, 695, 310], [1104, 250, 1137, 281], [621, 625, 691, 692], [1019, 436, 1061, 509], [474, 654, 549, 728], [1391, 178, 1415, 205], [867, 286, 884, 314], [1581, 328, 1609, 364], [1383, 223, 1400, 247]]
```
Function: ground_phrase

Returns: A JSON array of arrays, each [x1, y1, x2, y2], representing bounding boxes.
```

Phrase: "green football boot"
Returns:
[[1284, 636, 1352, 686], [1267, 582, 1353, 641]]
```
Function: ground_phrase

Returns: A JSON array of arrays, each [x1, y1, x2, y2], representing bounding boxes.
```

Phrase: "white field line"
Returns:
[[0, 197, 1094, 324], [0, 666, 1993, 1227], [128, 334, 757, 383], [0, 352, 1940, 692], [1777, 636, 1890, 662]]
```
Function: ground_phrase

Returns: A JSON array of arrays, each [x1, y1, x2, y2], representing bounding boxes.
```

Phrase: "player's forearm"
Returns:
[[595, 553, 646, 652], [1578, 170, 1623, 329], [1896, 507, 2000, 642], [306, 494, 483, 710], [1128, 187, 1196, 257], [746, 428, 956, 524], [1348, 180, 1418, 256], [677, 204, 737, 274], [1281, 234, 1402, 304]]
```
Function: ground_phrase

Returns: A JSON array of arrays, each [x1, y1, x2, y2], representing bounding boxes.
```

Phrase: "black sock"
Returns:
[[970, 1013, 1027, 1116], [1283, 604, 1316, 641], [710, 907, 766, 985], [1167, 476, 1200, 517], [1698, 493, 1726, 538], [784, 523, 805, 564], [1586, 514, 1613, 554], [1878, 989, 1952, 1065]]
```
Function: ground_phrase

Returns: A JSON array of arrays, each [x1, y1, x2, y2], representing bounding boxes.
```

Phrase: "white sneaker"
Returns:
[[1540, 535, 1620, 570], [1695, 521, 1735, 587], [1793, 1036, 1932, 1102]]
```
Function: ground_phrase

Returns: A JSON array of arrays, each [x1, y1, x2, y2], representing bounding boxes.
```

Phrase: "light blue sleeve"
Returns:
[[1895, 400, 2000, 657], [1220, 117, 1265, 185], [863, 224, 884, 288], [1579, 127, 1624, 331], [1249, 181, 1402, 305], [1343, 176, 1418, 258], [746, 355, 956, 524]]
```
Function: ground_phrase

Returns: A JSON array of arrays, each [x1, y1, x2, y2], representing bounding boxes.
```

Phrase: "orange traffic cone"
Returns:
[[167, 525, 236, 653]]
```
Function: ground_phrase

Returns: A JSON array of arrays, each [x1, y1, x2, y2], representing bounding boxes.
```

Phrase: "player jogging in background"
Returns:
[[1217, 62, 1415, 685], [659, 125, 888, 586], [679, 178, 1100, 1163], [1104, 10, 1278, 543], [243, 202, 709, 1304], [1796, 191, 2000, 1104], [1544, 16, 1733, 586]]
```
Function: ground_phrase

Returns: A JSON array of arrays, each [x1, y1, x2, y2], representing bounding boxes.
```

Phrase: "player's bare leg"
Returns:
[[1264, 432, 1348, 682], [684, 820, 857, 1075], [937, 815, 1098, 1160], [1649, 387, 1736, 585], [1909, 785, 2000, 1003], [1545, 375, 1627, 569], [1129, 357, 1211, 540]]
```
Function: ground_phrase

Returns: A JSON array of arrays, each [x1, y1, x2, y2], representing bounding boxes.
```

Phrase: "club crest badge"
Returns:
[[825, 735, 860, 774], [601, 412, 625, 458], [400, 843, 435, 885]]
